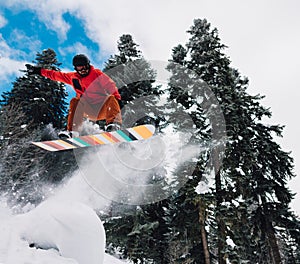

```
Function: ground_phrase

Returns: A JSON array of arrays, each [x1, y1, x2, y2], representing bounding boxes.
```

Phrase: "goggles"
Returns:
[[74, 65, 89, 75]]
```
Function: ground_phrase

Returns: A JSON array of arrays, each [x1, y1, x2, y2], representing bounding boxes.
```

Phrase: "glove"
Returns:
[[26, 64, 42, 75]]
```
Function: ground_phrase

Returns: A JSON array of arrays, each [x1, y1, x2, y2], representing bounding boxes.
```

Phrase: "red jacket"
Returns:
[[41, 65, 121, 104]]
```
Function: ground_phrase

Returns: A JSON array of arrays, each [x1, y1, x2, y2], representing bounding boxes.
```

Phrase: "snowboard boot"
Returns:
[[58, 130, 80, 139], [105, 122, 121, 132]]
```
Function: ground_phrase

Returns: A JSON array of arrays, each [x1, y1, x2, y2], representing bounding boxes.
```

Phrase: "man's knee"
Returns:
[[104, 95, 120, 109]]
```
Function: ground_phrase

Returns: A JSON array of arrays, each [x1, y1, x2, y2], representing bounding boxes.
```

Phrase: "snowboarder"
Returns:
[[26, 54, 122, 138]]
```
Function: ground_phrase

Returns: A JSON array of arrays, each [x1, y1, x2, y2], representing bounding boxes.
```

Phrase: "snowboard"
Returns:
[[32, 124, 155, 152]]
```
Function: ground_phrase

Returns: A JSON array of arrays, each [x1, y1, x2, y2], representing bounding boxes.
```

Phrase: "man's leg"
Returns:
[[67, 97, 84, 132], [97, 95, 122, 125], [69, 96, 122, 131]]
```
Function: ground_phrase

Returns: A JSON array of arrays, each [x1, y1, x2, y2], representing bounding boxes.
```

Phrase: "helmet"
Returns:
[[72, 54, 90, 66]]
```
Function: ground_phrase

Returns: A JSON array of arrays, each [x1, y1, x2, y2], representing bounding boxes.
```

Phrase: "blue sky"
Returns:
[[0, 7, 104, 98], [0, 0, 300, 214]]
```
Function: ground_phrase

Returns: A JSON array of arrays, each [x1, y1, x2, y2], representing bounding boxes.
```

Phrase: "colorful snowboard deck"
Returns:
[[32, 124, 155, 152]]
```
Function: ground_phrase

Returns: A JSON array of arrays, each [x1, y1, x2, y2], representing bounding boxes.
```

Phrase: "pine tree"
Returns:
[[165, 18, 300, 263], [103, 34, 163, 127], [1, 48, 68, 129], [0, 49, 76, 206], [105, 201, 170, 263], [103, 34, 171, 263], [0, 103, 47, 205]]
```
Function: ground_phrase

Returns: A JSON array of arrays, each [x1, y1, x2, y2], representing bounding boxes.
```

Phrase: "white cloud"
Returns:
[[0, 14, 7, 28], [0, 35, 12, 56], [58, 42, 92, 61], [1, 0, 196, 59], [9, 29, 42, 57], [0, 56, 26, 82], [60, 0, 197, 59], [0, 33, 35, 82], [2, 0, 74, 40]]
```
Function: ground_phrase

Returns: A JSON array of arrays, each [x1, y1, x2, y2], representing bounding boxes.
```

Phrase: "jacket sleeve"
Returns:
[[100, 72, 121, 100], [41, 69, 74, 86]]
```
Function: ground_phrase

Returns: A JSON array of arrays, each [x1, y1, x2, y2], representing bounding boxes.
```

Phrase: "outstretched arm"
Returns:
[[26, 64, 74, 86], [40, 69, 74, 86]]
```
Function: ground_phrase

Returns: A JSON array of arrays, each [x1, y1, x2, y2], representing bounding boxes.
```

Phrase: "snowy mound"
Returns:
[[0, 199, 125, 264], [18, 200, 106, 264]]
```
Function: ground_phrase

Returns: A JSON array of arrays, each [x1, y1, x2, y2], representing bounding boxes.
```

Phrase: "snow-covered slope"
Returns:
[[0, 199, 126, 264]]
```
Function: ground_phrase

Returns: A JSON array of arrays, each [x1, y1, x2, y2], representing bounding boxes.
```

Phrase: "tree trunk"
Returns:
[[198, 198, 210, 264], [213, 147, 227, 264], [265, 218, 282, 264]]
